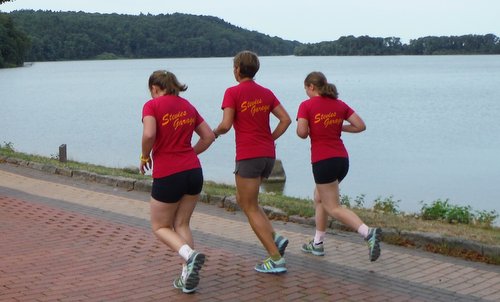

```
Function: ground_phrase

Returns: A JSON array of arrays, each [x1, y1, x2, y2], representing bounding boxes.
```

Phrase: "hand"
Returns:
[[140, 159, 151, 174], [139, 155, 151, 174], [213, 128, 219, 139]]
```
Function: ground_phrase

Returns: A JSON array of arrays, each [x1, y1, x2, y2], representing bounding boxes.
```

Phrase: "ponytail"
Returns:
[[324, 83, 338, 99], [148, 70, 187, 96]]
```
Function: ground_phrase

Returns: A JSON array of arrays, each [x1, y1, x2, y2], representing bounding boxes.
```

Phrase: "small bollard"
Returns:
[[59, 144, 67, 163]]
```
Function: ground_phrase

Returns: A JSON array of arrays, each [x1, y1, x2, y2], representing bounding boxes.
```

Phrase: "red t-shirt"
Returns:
[[296, 96, 355, 163], [142, 95, 204, 178], [221, 80, 280, 161]]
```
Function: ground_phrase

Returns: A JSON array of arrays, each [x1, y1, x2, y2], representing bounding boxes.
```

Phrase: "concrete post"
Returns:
[[59, 144, 67, 163]]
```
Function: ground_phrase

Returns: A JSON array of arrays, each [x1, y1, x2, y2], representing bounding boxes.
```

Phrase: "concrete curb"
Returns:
[[1, 155, 499, 262]]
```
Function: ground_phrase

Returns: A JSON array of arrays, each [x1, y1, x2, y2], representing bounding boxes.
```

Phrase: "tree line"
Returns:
[[4, 10, 299, 63], [1, 9, 499, 68], [294, 34, 500, 56]]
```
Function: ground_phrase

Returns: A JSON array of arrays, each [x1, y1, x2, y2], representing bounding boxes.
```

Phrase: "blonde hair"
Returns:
[[148, 70, 187, 96], [304, 71, 339, 99]]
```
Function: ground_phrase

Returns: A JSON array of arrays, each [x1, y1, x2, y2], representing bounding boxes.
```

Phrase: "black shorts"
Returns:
[[312, 157, 349, 184], [234, 157, 275, 179], [151, 168, 203, 203]]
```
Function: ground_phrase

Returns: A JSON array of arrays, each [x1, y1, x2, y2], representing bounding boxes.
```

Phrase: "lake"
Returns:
[[1, 55, 499, 216]]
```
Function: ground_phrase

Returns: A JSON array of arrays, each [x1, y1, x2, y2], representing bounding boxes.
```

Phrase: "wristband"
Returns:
[[140, 154, 150, 163]]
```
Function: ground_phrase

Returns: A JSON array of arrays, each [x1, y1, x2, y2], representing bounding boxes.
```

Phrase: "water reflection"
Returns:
[[260, 159, 286, 194], [261, 181, 285, 195]]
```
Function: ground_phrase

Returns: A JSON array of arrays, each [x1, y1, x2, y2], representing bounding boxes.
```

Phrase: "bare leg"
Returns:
[[235, 174, 280, 257], [316, 181, 363, 231], [316, 181, 382, 262], [173, 194, 199, 248], [150, 194, 198, 252], [313, 188, 328, 232]]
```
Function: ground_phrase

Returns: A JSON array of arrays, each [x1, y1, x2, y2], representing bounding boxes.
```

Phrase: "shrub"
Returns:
[[446, 205, 473, 224], [373, 195, 400, 214], [340, 194, 351, 208], [421, 199, 450, 221], [473, 210, 499, 228], [1, 141, 15, 152], [421, 199, 498, 227], [354, 194, 366, 208]]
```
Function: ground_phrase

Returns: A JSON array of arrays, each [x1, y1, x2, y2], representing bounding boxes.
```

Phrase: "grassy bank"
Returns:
[[1, 142, 499, 264]]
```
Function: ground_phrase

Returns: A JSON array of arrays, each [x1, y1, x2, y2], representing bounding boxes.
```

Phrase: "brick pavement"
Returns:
[[1, 163, 499, 301]]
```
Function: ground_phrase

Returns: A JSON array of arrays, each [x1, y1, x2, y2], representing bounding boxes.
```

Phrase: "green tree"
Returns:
[[294, 35, 408, 56], [407, 34, 500, 55], [0, 13, 29, 68], [8, 10, 300, 61], [295, 34, 499, 56]]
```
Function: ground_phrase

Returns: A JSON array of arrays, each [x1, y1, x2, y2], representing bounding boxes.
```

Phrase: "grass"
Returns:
[[1, 142, 499, 263]]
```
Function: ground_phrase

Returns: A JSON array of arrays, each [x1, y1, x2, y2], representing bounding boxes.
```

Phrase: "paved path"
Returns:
[[1, 163, 499, 301]]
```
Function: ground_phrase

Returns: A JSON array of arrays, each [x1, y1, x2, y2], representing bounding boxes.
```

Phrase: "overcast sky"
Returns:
[[2, 0, 499, 43]]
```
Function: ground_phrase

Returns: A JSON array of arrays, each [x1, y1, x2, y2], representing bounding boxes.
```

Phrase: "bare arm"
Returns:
[[296, 118, 309, 139], [140, 116, 156, 174], [193, 121, 215, 155], [213, 107, 235, 138], [342, 112, 366, 133], [271, 104, 291, 140]]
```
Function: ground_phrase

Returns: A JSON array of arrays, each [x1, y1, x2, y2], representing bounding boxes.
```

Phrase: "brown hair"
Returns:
[[304, 71, 339, 99], [233, 50, 260, 78], [148, 70, 187, 96]]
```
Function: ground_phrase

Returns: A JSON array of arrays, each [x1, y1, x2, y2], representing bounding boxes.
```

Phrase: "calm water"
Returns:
[[1, 55, 499, 216]]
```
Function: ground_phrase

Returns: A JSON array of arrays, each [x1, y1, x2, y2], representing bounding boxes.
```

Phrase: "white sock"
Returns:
[[314, 230, 326, 245], [357, 224, 369, 238], [178, 244, 194, 261]]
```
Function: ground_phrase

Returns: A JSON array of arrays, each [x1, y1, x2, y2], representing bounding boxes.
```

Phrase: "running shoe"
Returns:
[[366, 227, 382, 262], [172, 276, 184, 290], [173, 276, 197, 294], [254, 257, 287, 273], [184, 251, 206, 293], [274, 234, 289, 257], [301, 240, 325, 256]]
